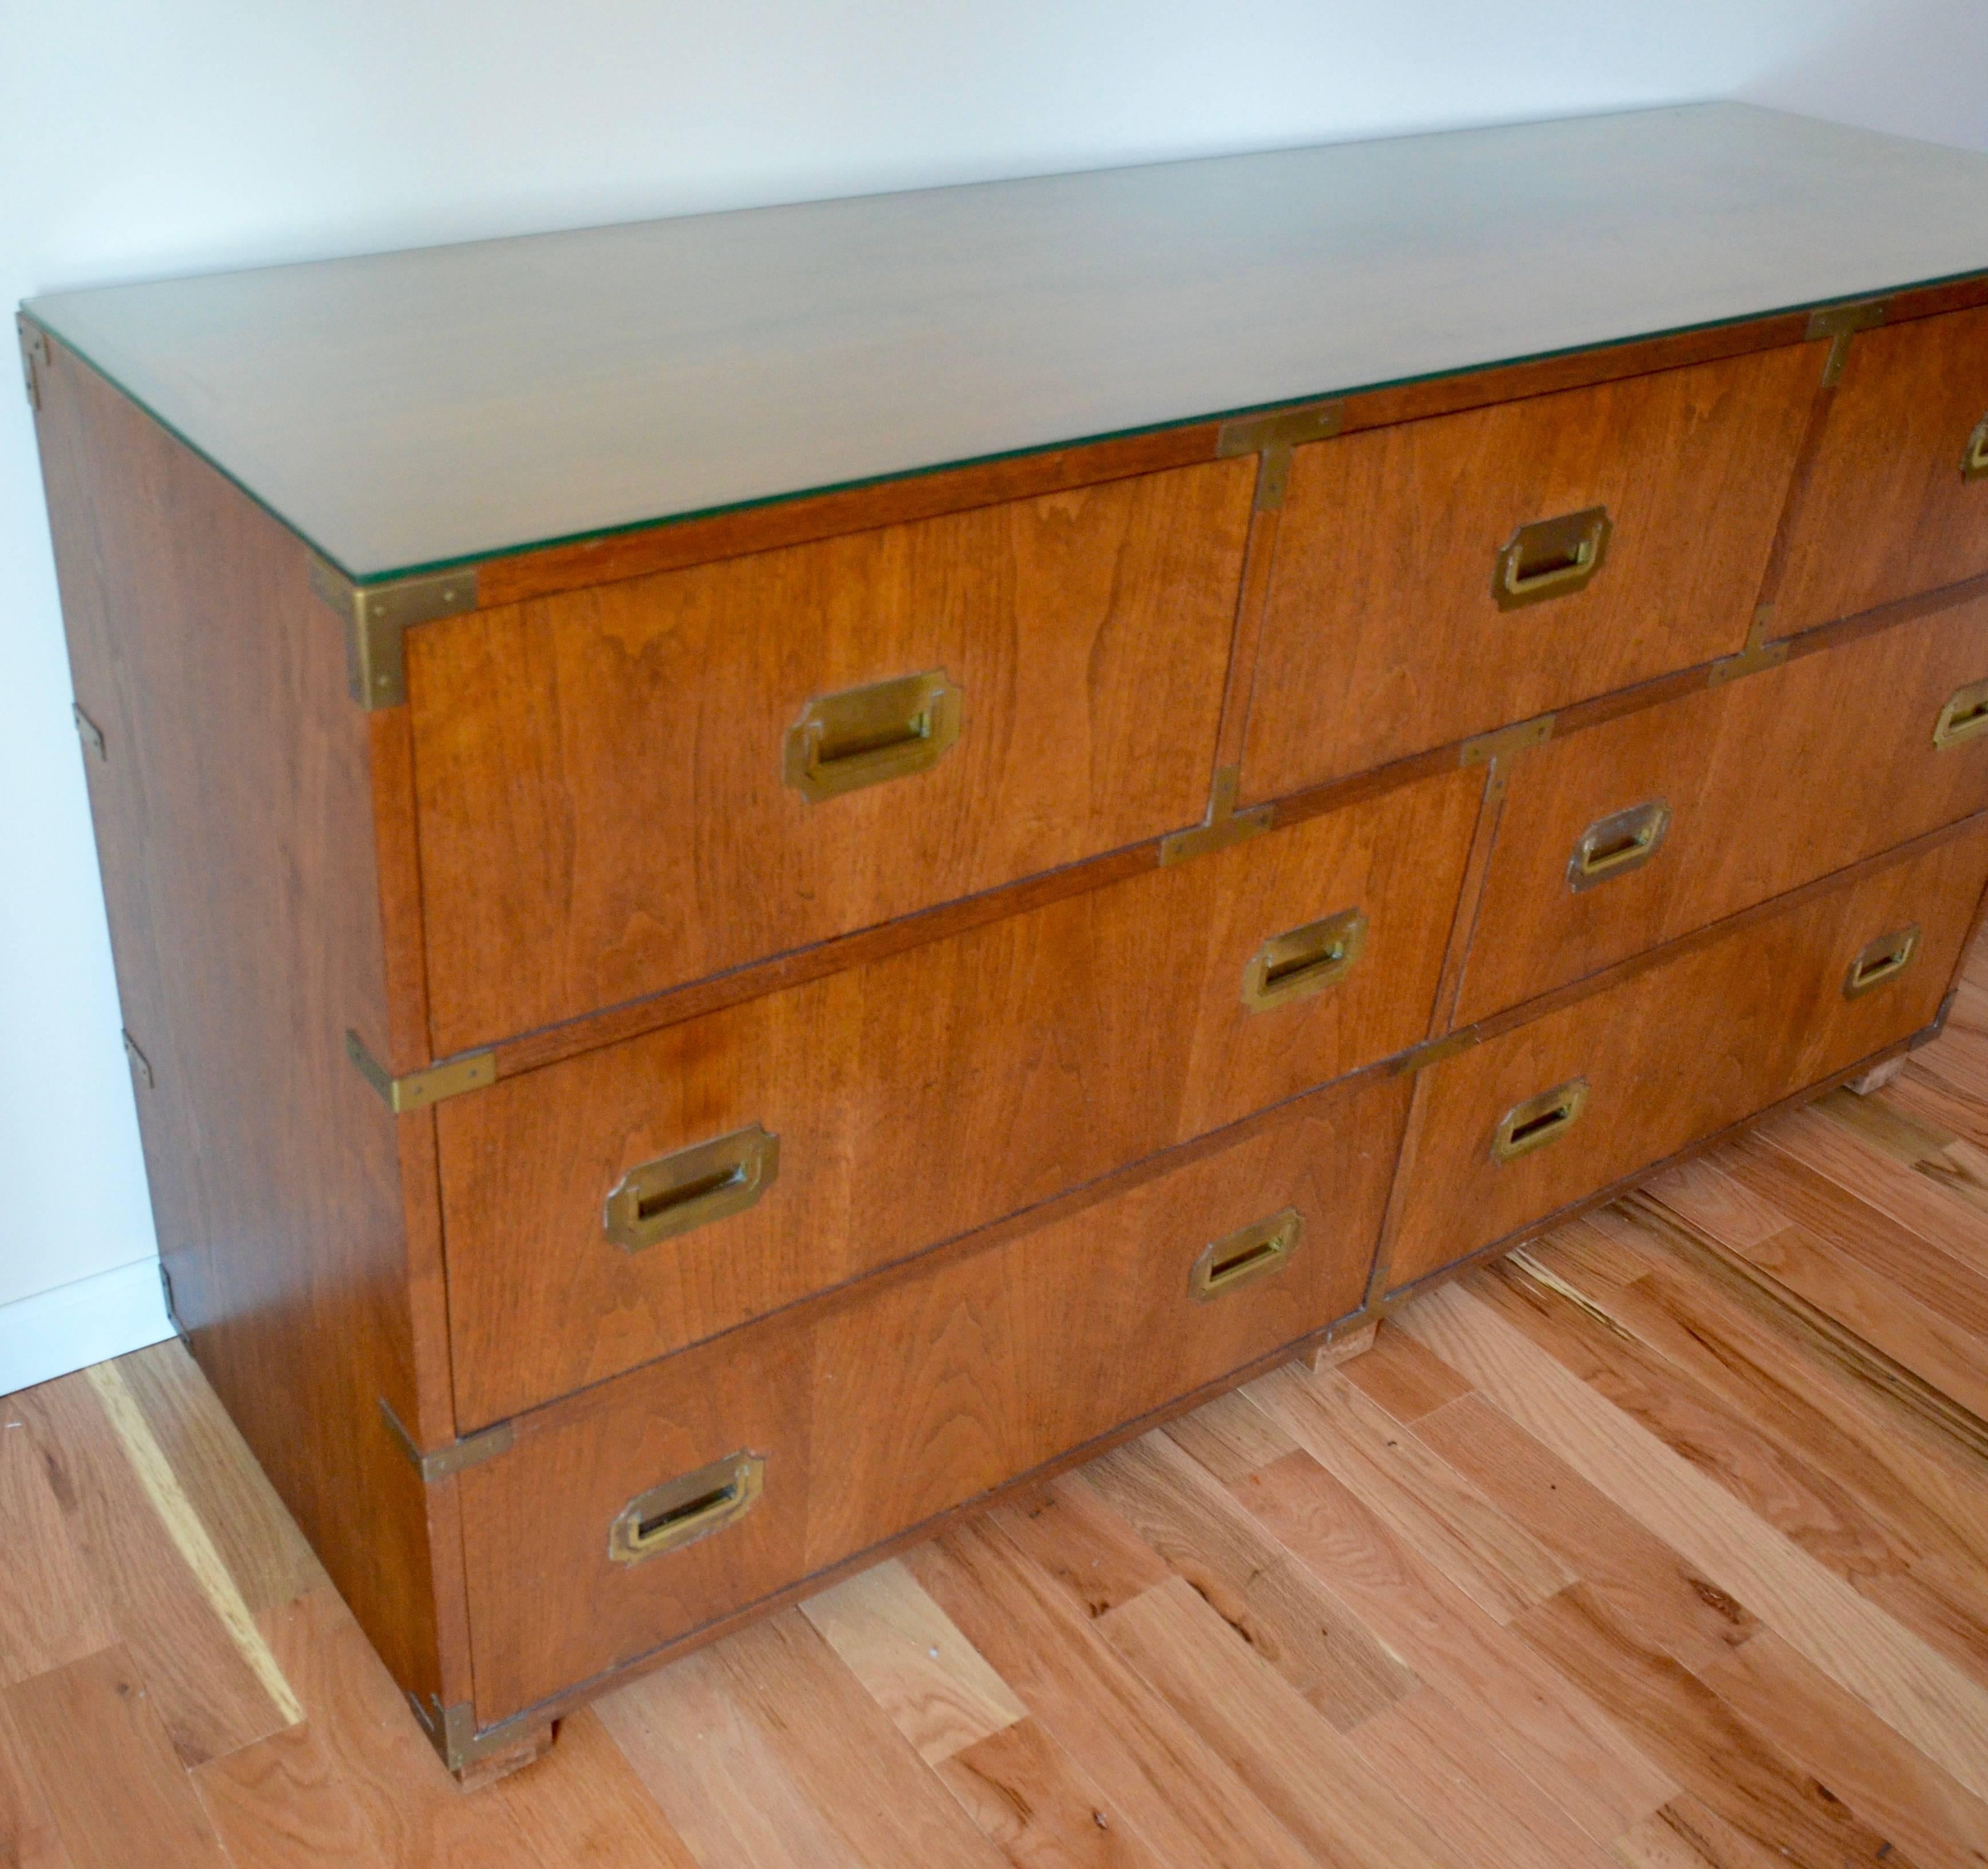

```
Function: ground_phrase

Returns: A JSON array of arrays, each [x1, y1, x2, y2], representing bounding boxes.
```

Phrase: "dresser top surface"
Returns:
[[25, 102, 1988, 580]]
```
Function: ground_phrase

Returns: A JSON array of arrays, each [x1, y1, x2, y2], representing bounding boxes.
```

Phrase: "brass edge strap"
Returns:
[[407, 1694, 545, 1773], [1807, 298, 1885, 387], [1459, 713, 1554, 767], [1215, 401, 1345, 458], [344, 1029, 495, 1113], [307, 554, 479, 709], [378, 1397, 514, 1483], [1395, 1026, 1482, 1074]]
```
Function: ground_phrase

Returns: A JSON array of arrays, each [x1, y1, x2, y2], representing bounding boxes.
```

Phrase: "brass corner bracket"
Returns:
[[379, 1397, 513, 1483], [344, 1029, 495, 1113], [406, 1691, 547, 1775], [18, 319, 49, 412], [308, 555, 479, 709]]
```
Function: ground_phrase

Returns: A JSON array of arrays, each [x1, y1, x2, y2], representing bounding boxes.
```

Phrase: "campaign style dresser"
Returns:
[[25, 102, 1988, 1781]]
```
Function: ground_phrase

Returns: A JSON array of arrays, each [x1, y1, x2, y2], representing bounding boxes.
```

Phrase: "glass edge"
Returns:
[[27, 261, 1988, 588]]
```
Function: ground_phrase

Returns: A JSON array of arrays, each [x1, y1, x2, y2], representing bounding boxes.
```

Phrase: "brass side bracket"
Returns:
[[1459, 714, 1554, 767], [379, 1397, 514, 1483], [345, 1030, 495, 1113], [308, 555, 479, 709], [1706, 639, 1789, 687], [1808, 299, 1885, 387], [1159, 766, 1271, 866], [18, 320, 48, 412], [1215, 401, 1345, 459], [406, 1691, 546, 1775]]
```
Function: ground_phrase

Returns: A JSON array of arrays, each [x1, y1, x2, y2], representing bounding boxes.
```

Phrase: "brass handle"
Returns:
[[1568, 799, 1671, 892], [1492, 1078, 1589, 1164], [1844, 925, 1920, 999], [1963, 415, 1988, 482], [1934, 678, 1988, 750], [1190, 1209, 1302, 1301], [1493, 506, 1612, 610], [1241, 908, 1368, 1012], [609, 1453, 765, 1565], [604, 1123, 779, 1252], [782, 669, 962, 802]]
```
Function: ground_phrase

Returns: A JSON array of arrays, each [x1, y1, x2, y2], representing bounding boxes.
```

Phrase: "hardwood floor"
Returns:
[[9, 941, 1988, 1866]]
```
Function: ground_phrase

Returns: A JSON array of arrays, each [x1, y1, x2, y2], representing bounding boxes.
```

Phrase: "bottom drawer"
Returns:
[[1384, 819, 1988, 1293], [456, 1070, 1412, 1724]]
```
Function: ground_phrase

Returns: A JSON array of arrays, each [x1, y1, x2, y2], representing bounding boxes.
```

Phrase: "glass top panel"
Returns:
[[26, 103, 1988, 580]]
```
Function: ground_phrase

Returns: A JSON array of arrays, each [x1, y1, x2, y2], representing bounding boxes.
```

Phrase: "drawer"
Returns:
[[1455, 594, 1988, 1023], [438, 764, 1482, 1426], [1384, 820, 1988, 1294], [1774, 305, 1988, 635], [455, 1071, 1410, 1724], [1241, 346, 1820, 797], [408, 458, 1256, 1055]]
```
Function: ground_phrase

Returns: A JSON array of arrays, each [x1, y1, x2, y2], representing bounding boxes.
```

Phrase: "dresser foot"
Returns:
[[1293, 1319, 1378, 1374], [454, 1720, 557, 1791], [1844, 1055, 1907, 1097]]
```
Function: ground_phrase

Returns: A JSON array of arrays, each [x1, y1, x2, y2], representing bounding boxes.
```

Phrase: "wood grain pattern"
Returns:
[[1385, 822, 1988, 1291], [411, 459, 1255, 1054], [1242, 344, 1821, 796], [1774, 303, 1988, 633], [935, 1716, 1150, 1869], [1457, 591, 1988, 1021], [438, 771, 1474, 1425]]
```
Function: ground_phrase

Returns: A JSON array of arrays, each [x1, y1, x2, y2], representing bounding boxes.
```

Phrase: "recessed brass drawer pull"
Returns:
[[1492, 1078, 1590, 1163], [1844, 925, 1920, 999], [609, 1453, 765, 1565], [603, 1123, 780, 1252], [1190, 1208, 1303, 1301], [1934, 678, 1988, 750], [1242, 907, 1368, 1012], [1568, 799, 1671, 892], [1493, 506, 1612, 610], [1964, 414, 1988, 482], [782, 669, 962, 802]]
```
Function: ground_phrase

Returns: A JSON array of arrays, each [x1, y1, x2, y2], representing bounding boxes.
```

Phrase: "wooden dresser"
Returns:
[[25, 102, 1988, 1780]]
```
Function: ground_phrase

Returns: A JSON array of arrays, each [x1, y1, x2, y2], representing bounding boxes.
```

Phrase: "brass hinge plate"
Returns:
[[18, 321, 48, 412], [121, 1030, 154, 1090], [1459, 714, 1554, 767], [1706, 639, 1789, 687], [308, 555, 479, 709], [379, 1397, 514, 1483], [344, 1030, 495, 1113], [1216, 401, 1345, 459], [1159, 766, 1272, 866], [406, 1692, 544, 1773]]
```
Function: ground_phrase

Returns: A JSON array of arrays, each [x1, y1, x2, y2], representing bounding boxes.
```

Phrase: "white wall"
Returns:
[[4, 0, 1986, 1387]]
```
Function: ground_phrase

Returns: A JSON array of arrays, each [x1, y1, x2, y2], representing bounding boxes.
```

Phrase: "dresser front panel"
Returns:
[[1385, 819, 1988, 1294], [1240, 345, 1821, 799], [456, 1071, 1408, 1724], [408, 458, 1255, 1055], [438, 766, 1481, 1426], [1774, 306, 1988, 636], [1455, 593, 1988, 1023]]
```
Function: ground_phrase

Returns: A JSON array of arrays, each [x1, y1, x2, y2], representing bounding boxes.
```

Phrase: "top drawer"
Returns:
[[1240, 346, 1821, 798], [407, 460, 1255, 1055], [1773, 304, 1988, 634]]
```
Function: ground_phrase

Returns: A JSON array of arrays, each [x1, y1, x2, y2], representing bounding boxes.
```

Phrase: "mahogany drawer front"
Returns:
[[1385, 820, 1988, 1294], [1240, 345, 1820, 799], [455, 1072, 1409, 1724], [438, 764, 1481, 1427], [1774, 306, 1988, 635], [1455, 593, 1988, 1023], [408, 458, 1255, 1056]]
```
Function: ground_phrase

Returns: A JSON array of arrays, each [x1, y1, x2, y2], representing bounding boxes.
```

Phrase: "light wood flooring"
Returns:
[[9, 953, 1988, 1867]]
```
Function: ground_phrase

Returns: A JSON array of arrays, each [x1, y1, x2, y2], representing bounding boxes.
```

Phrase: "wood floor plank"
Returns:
[[1699, 1631, 1988, 1869], [257, 1586, 543, 1869], [0, 1691, 73, 1869], [116, 1342, 324, 1616], [982, 1476, 1174, 1620], [1412, 1392, 1758, 1674], [1637, 1158, 1791, 1253], [1609, 1796, 1795, 1869], [1889, 1058, 1988, 1155], [1348, 1683, 1621, 1869], [1396, 1280, 1988, 1805], [490, 1705, 702, 1868], [1160, 1387, 1300, 1482], [1525, 1214, 1660, 1288], [1076, 1430, 1418, 1728], [904, 1519, 1321, 1869], [9, 1374, 290, 1767], [1245, 1361, 1574, 1623], [0, 1401, 116, 1686], [1514, 1585, 1908, 1869], [1099, 1574, 1472, 1869], [192, 1717, 391, 1869], [6, 1646, 230, 1869], [703, 1609, 1011, 1869], [1334, 1320, 1473, 1424], [936, 1717, 1158, 1869], [1230, 1446, 1677, 1843], [800, 1556, 1026, 1766]]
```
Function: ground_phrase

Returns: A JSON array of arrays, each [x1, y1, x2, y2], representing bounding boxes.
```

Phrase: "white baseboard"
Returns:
[[0, 1259, 175, 1399]]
